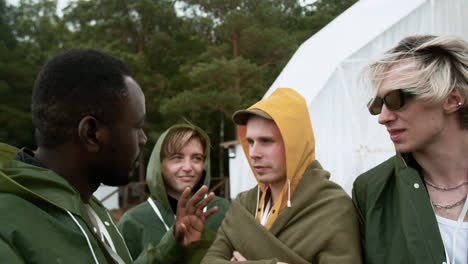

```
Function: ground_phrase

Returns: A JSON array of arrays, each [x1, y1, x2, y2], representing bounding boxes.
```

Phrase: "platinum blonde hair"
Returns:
[[363, 34, 468, 127]]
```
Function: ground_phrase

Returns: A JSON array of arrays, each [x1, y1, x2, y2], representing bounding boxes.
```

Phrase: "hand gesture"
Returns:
[[174, 185, 218, 246]]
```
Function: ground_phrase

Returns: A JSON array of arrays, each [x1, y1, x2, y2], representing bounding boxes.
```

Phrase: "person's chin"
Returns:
[[257, 175, 272, 184], [181, 183, 196, 191], [393, 139, 410, 152]]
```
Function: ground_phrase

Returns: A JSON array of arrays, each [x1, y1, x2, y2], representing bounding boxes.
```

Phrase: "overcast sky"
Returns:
[[6, 0, 316, 12], [6, 0, 317, 18], [7, 0, 70, 8], [6, 0, 70, 16]]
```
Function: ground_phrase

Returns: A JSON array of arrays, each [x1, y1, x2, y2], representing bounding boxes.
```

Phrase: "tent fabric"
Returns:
[[228, 144, 257, 197], [229, 0, 468, 198]]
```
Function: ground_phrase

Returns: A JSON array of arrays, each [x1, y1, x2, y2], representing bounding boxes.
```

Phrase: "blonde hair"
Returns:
[[160, 127, 207, 161], [363, 34, 468, 127]]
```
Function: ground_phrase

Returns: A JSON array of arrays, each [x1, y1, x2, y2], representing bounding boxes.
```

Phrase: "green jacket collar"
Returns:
[[355, 153, 447, 263], [0, 143, 85, 216], [394, 152, 446, 262]]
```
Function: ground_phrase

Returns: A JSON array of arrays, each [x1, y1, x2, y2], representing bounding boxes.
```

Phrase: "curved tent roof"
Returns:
[[229, 0, 468, 197], [266, 0, 468, 193]]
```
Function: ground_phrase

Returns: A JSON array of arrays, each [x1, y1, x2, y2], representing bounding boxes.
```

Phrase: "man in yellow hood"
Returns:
[[202, 88, 362, 264]]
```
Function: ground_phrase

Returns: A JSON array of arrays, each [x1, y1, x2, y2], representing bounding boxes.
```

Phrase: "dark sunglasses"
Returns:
[[367, 89, 416, 115]]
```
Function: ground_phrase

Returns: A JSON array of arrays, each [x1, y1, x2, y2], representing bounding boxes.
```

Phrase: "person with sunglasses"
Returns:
[[352, 34, 468, 264]]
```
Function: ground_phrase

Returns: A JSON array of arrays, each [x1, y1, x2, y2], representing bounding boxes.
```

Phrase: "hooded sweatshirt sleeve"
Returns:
[[133, 226, 218, 264], [0, 238, 25, 264], [201, 218, 278, 264], [118, 212, 146, 259], [133, 226, 185, 264], [313, 192, 362, 264]]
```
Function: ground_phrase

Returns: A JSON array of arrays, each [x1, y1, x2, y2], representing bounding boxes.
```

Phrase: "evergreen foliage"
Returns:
[[0, 0, 357, 177]]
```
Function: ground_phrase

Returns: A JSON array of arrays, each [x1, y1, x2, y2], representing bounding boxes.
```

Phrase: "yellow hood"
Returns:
[[236, 88, 315, 229]]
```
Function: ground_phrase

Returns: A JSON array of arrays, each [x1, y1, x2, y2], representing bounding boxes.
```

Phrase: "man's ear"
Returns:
[[78, 116, 107, 153], [444, 88, 465, 114]]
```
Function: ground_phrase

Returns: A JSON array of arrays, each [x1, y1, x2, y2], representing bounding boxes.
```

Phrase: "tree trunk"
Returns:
[[232, 29, 240, 58], [232, 29, 241, 95]]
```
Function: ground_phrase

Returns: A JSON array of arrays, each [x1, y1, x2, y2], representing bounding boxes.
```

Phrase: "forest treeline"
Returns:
[[0, 0, 356, 180]]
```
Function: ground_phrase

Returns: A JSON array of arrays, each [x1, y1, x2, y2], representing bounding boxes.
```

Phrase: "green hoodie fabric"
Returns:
[[202, 88, 362, 264], [0, 142, 187, 264], [352, 153, 447, 264], [118, 124, 230, 263], [0, 143, 132, 263]]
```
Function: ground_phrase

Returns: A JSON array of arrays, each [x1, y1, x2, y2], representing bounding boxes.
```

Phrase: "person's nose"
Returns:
[[378, 104, 397, 125], [181, 158, 193, 172], [249, 143, 262, 160], [139, 129, 148, 146]]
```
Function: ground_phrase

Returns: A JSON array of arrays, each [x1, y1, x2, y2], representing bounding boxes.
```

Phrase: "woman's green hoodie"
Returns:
[[118, 124, 230, 263]]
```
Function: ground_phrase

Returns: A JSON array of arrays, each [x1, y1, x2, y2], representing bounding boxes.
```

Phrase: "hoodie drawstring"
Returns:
[[203, 194, 207, 213], [105, 211, 133, 260], [147, 197, 170, 231], [287, 179, 291, 207], [67, 210, 100, 264]]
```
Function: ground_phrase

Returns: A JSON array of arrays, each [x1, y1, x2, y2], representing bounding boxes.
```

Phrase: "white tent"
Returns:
[[228, 0, 468, 198], [94, 185, 119, 209]]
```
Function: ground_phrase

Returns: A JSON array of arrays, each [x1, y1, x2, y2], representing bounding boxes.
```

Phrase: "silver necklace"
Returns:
[[424, 179, 468, 191], [432, 195, 467, 209]]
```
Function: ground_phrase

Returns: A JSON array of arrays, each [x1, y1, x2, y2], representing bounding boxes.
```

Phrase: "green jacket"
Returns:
[[0, 143, 135, 263], [352, 153, 447, 264], [118, 124, 230, 263], [0, 143, 183, 264], [202, 161, 362, 264]]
